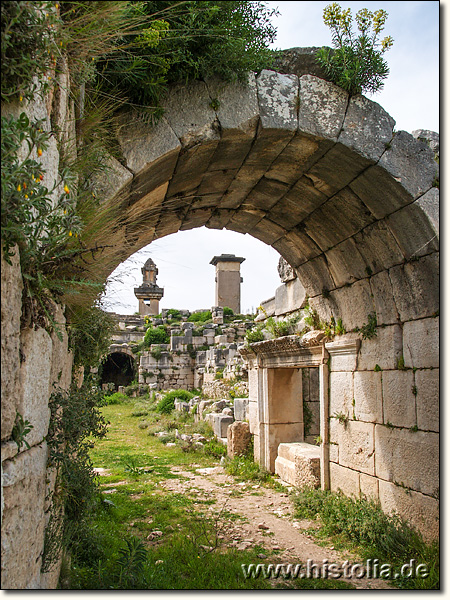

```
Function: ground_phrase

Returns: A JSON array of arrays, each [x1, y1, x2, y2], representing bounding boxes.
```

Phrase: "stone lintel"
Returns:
[[325, 338, 361, 356], [242, 335, 324, 368]]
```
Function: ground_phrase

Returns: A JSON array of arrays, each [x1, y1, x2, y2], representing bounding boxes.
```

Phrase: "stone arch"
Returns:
[[83, 68, 438, 537], [99, 344, 136, 390], [86, 69, 438, 335]]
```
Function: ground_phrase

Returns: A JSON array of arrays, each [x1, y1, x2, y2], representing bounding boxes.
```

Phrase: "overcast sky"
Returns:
[[102, 0, 440, 316]]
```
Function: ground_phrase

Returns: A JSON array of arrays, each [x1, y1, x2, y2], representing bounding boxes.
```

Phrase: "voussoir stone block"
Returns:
[[374, 425, 439, 497], [330, 279, 375, 332], [377, 130, 438, 199], [338, 95, 395, 162], [206, 74, 259, 135], [256, 70, 299, 131], [389, 253, 439, 321], [386, 202, 439, 261], [298, 74, 348, 141], [116, 111, 181, 174], [416, 187, 439, 236], [369, 270, 399, 326], [403, 317, 439, 369]]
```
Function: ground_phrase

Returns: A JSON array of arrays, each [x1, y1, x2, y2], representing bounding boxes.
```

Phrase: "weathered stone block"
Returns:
[[359, 473, 379, 501], [213, 414, 234, 438], [261, 421, 305, 472], [377, 130, 438, 199], [403, 318, 439, 369], [1, 248, 23, 441], [275, 442, 320, 488], [274, 277, 306, 316], [374, 425, 439, 497], [357, 324, 403, 371], [415, 369, 439, 432], [332, 420, 375, 476], [18, 327, 53, 447], [353, 220, 405, 274], [416, 187, 439, 236], [326, 336, 360, 372], [330, 279, 375, 332], [387, 202, 439, 261], [382, 370, 416, 429], [248, 400, 258, 434], [1, 444, 48, 589], [326, 238, 367, 287], [298, 75, 348, 141], [233, 398, 249, 422], [338, 95, 395, 162], [329, 371, 353, 418], [369, 270, 399, 326], [227, 421, 251, 458], [389, 254, 439, 321], [294, 255, 336, 297], [256, 70, 299, 131], [329, 462, 360, 497], [378, 479, 439, 541], [353, 371, 383, 423]]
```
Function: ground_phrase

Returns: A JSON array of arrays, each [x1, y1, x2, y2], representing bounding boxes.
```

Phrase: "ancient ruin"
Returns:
[[134, 258, 164, 316], [210, 253, 245, 314], [1, 46, 439, 589]]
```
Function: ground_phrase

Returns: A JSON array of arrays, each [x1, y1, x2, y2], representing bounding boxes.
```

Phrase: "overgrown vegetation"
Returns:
[[293, 487, 439, 589], [156, 389, 195, 414], [316, 2, 394, 96]]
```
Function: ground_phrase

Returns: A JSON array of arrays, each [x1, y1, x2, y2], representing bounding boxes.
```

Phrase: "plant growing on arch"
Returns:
[[316, 3, 394, 96]]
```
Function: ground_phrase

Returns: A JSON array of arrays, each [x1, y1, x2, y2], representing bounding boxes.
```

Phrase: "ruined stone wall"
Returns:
[[1, 58, 75, 590]]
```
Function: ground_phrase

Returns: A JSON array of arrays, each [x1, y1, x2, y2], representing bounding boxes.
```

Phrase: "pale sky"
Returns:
[[102, 1, 440, 316]]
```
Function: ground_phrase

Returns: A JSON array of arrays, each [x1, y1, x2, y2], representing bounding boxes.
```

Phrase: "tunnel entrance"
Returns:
[[99, 352, 135, 391]]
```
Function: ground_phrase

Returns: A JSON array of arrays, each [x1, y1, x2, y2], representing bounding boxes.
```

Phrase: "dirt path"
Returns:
[[161, 465, 392, 590]]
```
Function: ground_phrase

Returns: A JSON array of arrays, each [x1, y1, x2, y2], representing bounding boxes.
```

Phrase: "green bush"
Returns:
[[245, 326, 264, 344], [144, 325, 169, 346], [156, 389, 195, 414], [316, 3, 394, 96], [223, 306, 234, 317], [187, 310, 212, 323], [104, 392, 128, 405]]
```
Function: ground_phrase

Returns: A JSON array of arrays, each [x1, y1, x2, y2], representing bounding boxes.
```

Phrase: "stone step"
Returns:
[[275, 442, 320, 489]]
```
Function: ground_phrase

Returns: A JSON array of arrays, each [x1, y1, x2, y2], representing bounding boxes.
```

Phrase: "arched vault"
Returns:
[[88, 70, 438, 330]]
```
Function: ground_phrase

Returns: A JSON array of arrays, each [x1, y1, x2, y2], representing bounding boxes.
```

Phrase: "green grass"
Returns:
[[292, 487, 439, 590], [61, 398, 353, 590]]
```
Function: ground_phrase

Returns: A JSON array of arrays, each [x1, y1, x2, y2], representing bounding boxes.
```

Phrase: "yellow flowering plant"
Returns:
[[317, 2, 394, 96]]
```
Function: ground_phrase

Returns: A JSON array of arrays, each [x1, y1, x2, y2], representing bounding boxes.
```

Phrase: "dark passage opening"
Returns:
[[99, 352, 135, 391]]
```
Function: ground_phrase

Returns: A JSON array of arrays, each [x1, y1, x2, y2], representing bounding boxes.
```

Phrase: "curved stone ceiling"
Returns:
[[89, 70, 439, 328]]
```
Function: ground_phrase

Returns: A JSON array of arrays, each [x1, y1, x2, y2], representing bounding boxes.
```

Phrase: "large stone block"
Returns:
[[377, 130, 438, 199], [233, 398, 249, 422], [227, 421, 251, 458], [353, 220, 405, 274], [369, 270, 399, 326], [415, 369, 439, 433], [382, 370, 416, 429], [261, 421, 305, 472], [275, 442, 320, 488], [374, 425, 439, 497], [338, 95, 395, 162], [378, 480, 439, 541], [212, 414, 234, 438], [416, 187, 439, 236], [389, 254, 439, 321], [326, 336, 360, 372], [1, 248, 23, 441], [353, 371, 383, 423], [331, 420, 375, 476], [357, 324, 403, 371], [329, 462, 360, 497], [403, 318, 439, 369], [274, 277, 307, 316], [294, 255, 336, 297], [18, 327, 53, 448], [329, 371, 353, 419], [330, 279, 375, 332], [298, 75, 348, 141], [359, 473, 379, 501], [256, 70, 299, 131], [326, 238, 367, 287], [1, 444, 48, 588], [387, 202, 439, 261]]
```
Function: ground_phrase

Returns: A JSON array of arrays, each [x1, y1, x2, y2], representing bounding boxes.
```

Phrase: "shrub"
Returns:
[[223, 306, 234, 317], [187, 310, 212, 323], [104, 392, 128, 405], [156, 389, 194, 414], [144, 325, 169, 346], [316, 3, 394, 96], [245, 326, 264, 344]]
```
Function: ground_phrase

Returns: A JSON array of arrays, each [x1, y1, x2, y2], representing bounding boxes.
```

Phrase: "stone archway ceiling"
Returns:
[[91, 70, 439, 327]]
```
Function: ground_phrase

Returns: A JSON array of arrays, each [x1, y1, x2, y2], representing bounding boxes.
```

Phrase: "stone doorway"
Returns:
[[99, 352, 135, 391]]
